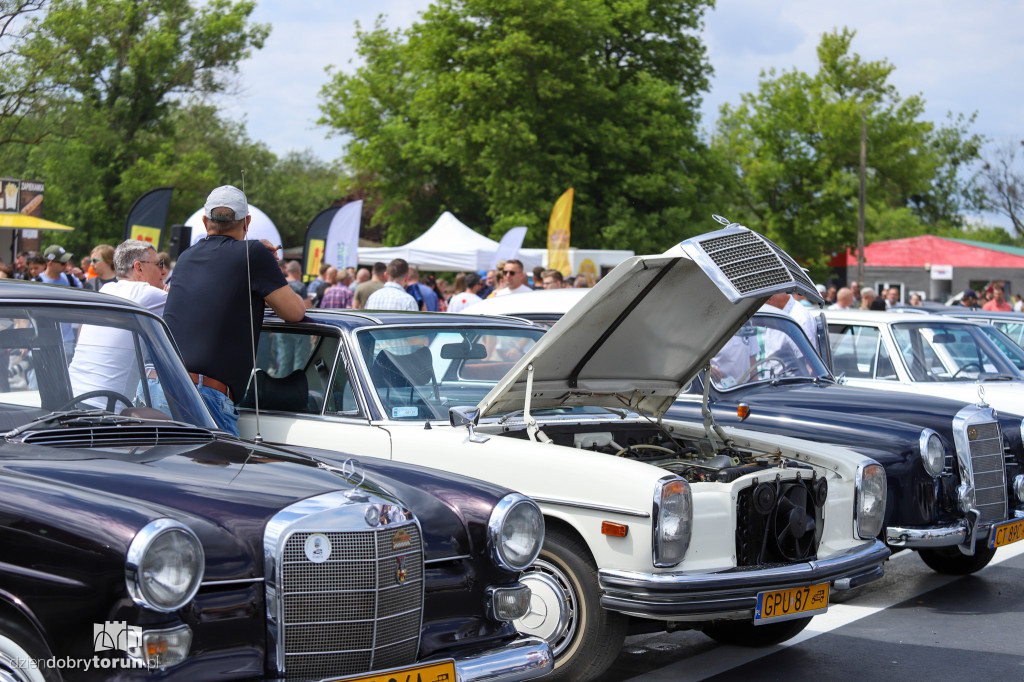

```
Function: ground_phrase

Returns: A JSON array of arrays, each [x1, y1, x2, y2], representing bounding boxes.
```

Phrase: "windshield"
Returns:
[[976, 325, 1024, 374], [0, 303, 216, 431], [356, 326, 544, 421], [709, 314, 830, 390], [890, 321, 1020, 381]]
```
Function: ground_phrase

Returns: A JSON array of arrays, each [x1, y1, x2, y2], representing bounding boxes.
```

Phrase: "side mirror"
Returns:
[[449, 406, 480, 428], [449, 406, 488, 443]]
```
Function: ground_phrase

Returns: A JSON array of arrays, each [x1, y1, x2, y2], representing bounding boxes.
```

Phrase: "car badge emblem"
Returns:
[[392, 528, 412, 550], [967, 426, 978, 441], [304, 533, 332, 563], [396, 555, 407, 583], [977, 383, 986, 406]]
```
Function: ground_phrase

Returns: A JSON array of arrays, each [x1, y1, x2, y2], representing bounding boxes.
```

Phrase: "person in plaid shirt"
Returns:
[[320, 268, 355, 309]]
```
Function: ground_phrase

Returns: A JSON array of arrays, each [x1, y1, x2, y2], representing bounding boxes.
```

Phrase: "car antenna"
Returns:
[[241, 168, 264, 444]]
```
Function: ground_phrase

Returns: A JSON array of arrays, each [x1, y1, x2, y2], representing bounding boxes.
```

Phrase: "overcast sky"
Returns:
[[222, 0, 1023, 229]]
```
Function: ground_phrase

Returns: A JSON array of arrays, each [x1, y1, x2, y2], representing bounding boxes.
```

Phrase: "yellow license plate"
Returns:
[[754, 582, 829, 624], [325, 659, 456, 682], [988, 517, 1024, 549]]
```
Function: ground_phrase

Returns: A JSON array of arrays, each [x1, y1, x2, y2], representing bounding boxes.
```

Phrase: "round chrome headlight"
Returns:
[[126, 519, 205, 612], [919, 429, 945, 477], [488, 494, 544, 571], [1015, 475, 1024, 504]]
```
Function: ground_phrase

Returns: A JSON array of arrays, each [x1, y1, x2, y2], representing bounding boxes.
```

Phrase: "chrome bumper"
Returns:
[[443, 636, 553, 682], [597, 540, 889, 622], [886, 522, 967, 548], [887, 506, 1024, 549]]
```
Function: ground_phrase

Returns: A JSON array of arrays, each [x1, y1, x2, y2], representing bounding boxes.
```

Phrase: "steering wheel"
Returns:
[[738, 356, 788, 384], [951, 362, 984, 379], [61, 389, 134, 413]]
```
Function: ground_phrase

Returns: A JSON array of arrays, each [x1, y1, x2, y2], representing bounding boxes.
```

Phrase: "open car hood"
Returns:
[[477, 224, 823, 420]]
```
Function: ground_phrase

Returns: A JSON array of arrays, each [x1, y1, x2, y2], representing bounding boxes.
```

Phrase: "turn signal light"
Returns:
[[737, 403, 750, 420], [601, 521, 628, 537]]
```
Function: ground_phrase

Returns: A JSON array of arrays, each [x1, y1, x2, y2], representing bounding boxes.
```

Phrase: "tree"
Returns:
[[0, 0, 51, 147], [712, 28, 984, 276], [977, 140, 1024, 236], [319, 0, 723, 253], [9, 0, 269, 250]]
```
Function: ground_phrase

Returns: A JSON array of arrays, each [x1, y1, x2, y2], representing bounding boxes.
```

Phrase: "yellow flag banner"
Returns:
[[547, 188, 573, 276], [130, 225, 162, 246], [306, 239, 325, 279]]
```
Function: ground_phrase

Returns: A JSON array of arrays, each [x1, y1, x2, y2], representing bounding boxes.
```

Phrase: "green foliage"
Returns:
[[319, 0, 723, 252], [6, 0, 269, 252], [712, 28, 985, 277], [245, 150, 343, 248]]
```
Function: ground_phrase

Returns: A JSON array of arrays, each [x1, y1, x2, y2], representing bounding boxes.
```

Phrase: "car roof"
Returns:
[[822, 309, 985, 325], [460, 289, 589, 316], [0, 279, 145, 310], [267, 307, 542, 332]]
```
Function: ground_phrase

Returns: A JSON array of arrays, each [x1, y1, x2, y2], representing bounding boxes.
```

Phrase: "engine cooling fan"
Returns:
[[735, 476, 824, 566], [771, 483, 817, 561]]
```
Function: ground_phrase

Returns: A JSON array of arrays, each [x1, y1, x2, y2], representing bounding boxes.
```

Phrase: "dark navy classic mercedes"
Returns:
[[669, 309, 1024, 574], [0, 281, 551, 681]]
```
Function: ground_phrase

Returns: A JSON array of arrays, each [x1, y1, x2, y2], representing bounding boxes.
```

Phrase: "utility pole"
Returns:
[[857, 112, 866, 286]]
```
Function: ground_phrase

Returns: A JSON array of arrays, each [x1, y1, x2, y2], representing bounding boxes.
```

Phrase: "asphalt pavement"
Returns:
[[594, 540, 1024, 681]]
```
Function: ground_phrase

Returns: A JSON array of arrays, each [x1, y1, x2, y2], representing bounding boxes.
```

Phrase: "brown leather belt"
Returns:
[[189, 372, 234, 401]]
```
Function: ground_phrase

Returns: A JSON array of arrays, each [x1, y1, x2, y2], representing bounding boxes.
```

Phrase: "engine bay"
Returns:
[[495, 422, 813, 483]]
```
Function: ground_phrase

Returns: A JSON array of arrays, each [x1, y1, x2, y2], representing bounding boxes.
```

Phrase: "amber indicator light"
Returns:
[[601, 521, 628, 537], [737, 403, 750, 420]]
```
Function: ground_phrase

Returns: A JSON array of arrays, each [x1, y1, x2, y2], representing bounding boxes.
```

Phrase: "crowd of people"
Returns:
[[10, 184, 1024, 438], [819, 280, 1023, 312]]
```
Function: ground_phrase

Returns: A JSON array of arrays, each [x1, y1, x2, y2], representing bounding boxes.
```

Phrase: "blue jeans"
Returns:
[[136, 378, 170, 415], [198, 383, 239, 436]]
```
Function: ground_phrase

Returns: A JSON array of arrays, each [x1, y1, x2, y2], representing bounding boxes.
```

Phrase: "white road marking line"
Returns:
[[625, 540, 1024, 681]]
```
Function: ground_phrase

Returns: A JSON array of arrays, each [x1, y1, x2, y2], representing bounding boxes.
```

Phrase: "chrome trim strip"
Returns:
[[199, 577, 264, 587], [532, 497, 650, 518], [424, 554, 471, 565]]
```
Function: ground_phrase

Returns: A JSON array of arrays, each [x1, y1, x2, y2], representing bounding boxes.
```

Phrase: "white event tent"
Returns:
[[359, 211, 537, 272]]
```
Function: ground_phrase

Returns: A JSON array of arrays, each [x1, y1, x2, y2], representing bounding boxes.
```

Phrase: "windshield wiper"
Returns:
[[497, 410, 524, 424], [768, 376, 819, 386], [982, 374, 1018, 382], [5, 409, 144, 438]]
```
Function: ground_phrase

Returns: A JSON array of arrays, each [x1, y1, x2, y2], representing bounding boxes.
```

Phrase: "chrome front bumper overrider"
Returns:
[[597, 540, 889, 622], [886, 522, 968, 548], [441, 636, 553, 682], [887, 506, 1024, 551]]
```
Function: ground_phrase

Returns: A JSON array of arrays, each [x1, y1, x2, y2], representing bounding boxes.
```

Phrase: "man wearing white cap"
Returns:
[[164, 185, 305, 435]]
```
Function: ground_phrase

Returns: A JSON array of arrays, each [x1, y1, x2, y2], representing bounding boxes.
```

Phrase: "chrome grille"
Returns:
[[682, 226, 819, 303], [280, 523, 423, 681], [967, 422, 1007, 524]]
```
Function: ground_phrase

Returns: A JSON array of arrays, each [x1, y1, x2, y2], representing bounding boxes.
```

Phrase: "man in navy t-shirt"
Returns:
[[164, 185, 305, 435]]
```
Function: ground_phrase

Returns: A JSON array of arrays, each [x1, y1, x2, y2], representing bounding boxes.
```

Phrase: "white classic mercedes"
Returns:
[[238, 222, 889, 682]]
